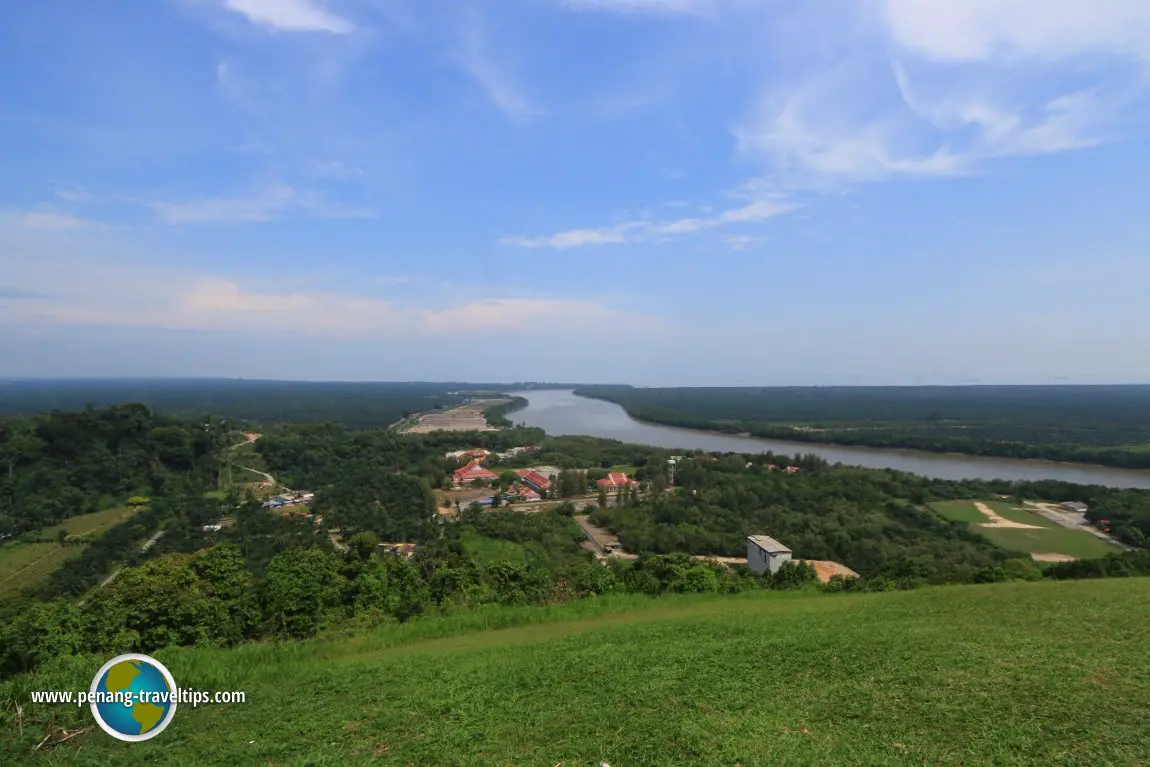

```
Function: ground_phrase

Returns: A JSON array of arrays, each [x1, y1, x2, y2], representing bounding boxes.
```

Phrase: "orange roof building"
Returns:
[[513, 469, 552, 491], [597, 472, 640, 490], [453, 459, 499, 484]]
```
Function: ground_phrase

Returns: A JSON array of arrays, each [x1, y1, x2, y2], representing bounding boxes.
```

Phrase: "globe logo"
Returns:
[[89, 654, 178, 742]]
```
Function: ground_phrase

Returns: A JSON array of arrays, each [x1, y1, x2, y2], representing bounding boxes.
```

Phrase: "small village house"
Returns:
[[746, 535, 793, 575]]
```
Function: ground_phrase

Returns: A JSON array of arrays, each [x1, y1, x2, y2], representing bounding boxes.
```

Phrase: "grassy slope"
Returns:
[[932, 500, 1120, 559], [5, 579, 1150, 766], [458, 530, 547, 565], [0, 506, 137, 599]]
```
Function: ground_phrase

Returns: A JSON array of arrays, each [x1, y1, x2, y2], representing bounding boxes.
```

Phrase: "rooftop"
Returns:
[[747, 535, 792, 554]]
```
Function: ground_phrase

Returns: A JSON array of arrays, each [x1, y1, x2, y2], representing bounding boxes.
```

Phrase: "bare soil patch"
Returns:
[[804, 560, 861, 583], [1031, 553, 1078, 563], [973, 501, 1043, 530]]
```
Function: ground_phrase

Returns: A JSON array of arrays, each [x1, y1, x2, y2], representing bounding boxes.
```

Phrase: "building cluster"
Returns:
[[262, 492, 314, 509], [453, 459, 499, 485], [597, 472, 640, 491]]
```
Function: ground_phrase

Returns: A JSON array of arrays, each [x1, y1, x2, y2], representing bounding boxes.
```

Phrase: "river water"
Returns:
[[506, 390, 1150, 490]]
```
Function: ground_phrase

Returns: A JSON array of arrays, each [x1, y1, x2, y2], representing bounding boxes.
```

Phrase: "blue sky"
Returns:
[[2, 0, 1149, 385]]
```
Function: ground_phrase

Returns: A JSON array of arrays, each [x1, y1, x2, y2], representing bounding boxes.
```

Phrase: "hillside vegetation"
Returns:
[[574, 384, 1150, 469], [3, 578, 1148, 765]]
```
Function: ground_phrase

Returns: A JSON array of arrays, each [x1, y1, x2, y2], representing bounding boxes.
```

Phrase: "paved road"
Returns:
[[227, 433, 261, 451], [1026, 502, 1134, 551], [233, 464, 292, 495]]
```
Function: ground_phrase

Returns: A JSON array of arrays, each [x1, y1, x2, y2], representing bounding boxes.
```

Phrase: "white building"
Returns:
[[746, 535, 793, 575]]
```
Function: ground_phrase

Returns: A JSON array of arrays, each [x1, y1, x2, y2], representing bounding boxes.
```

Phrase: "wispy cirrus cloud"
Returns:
[[222, 0, 353, 34], [51, 183, 90, 203], [881, 0, 1150, 62], [4, 210, 103, 230], [731, 1, 1150, 189], [147, 185, 374, 224], [500, 196, 794, 249], [457, 9, 540, 122]]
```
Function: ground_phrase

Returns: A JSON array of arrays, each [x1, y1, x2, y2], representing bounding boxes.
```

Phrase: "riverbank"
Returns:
[[573, 388, 1150, 474], [506, 389, 1150, 489]]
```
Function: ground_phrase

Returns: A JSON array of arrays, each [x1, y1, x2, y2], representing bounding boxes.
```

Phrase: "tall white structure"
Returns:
[[746, 535, 793, 575], [666, 459, 676, 485]]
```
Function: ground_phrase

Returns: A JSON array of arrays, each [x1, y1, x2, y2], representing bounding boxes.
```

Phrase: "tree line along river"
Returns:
[[505, 390, 1150, 490]]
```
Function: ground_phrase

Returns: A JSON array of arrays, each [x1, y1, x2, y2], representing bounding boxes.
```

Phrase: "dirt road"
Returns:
[[574, 515, 637, 560]]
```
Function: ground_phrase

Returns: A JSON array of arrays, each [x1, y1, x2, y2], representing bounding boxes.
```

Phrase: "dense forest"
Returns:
[[575, 385, 1150, 469], [0, 380, 515, 429], [0, 404, 229, 537]]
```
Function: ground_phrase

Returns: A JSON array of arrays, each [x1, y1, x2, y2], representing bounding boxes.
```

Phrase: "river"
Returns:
[[505, 389, 1150, 490]]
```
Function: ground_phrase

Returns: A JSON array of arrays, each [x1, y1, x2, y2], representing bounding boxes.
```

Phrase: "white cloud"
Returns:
[[500, 196, 794, 249], [499, 226, 634, 249], [222, 0, 353, 34], [0, 269, 660, 339], [882, 0, 1150, 62], [722, 235, 759, 251], [147, 185, 373, 224], [458, 10, 540, 122], [729, 0, 1150, 190], [51, 184, 90, 203], [5, 211, 100, 230]]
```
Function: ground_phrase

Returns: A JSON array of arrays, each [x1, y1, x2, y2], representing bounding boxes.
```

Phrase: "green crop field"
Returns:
[[931, 500, 1121, 560], [4, 578, 1149, 765], [0, 506, 137, 599]]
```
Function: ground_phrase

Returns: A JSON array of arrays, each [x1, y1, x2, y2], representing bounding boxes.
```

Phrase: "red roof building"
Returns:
[[514, 469, 552, 491], [453, 459, 499, 484], [506, 483, 541, 502], [785, 466, 800, 474], [597, 472, 640, 490]]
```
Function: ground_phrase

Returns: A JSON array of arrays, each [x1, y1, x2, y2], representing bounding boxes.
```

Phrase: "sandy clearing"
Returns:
[[973, 501, 1043, 530], [804, 560, 861, 583], [1031, 553, 1078, 563]]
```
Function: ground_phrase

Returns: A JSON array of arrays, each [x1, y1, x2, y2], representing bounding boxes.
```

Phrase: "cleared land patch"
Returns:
[[401, 400, 508, 434], [6, 579, 1149, 765], [932, 500, 1120, 560], [972, 500, 1042, 529], [0, 506, 138, 599]]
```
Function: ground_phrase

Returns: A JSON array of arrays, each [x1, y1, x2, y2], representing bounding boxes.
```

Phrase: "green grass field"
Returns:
[[458, 530, 550, 566], [3, 578, 1148, 765], [931, 500, 1121, 560], [0, 506, 137, 599]]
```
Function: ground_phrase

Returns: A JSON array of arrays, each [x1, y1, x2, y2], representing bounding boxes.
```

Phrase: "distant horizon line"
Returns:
[[2, 377, 1150, 389]]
